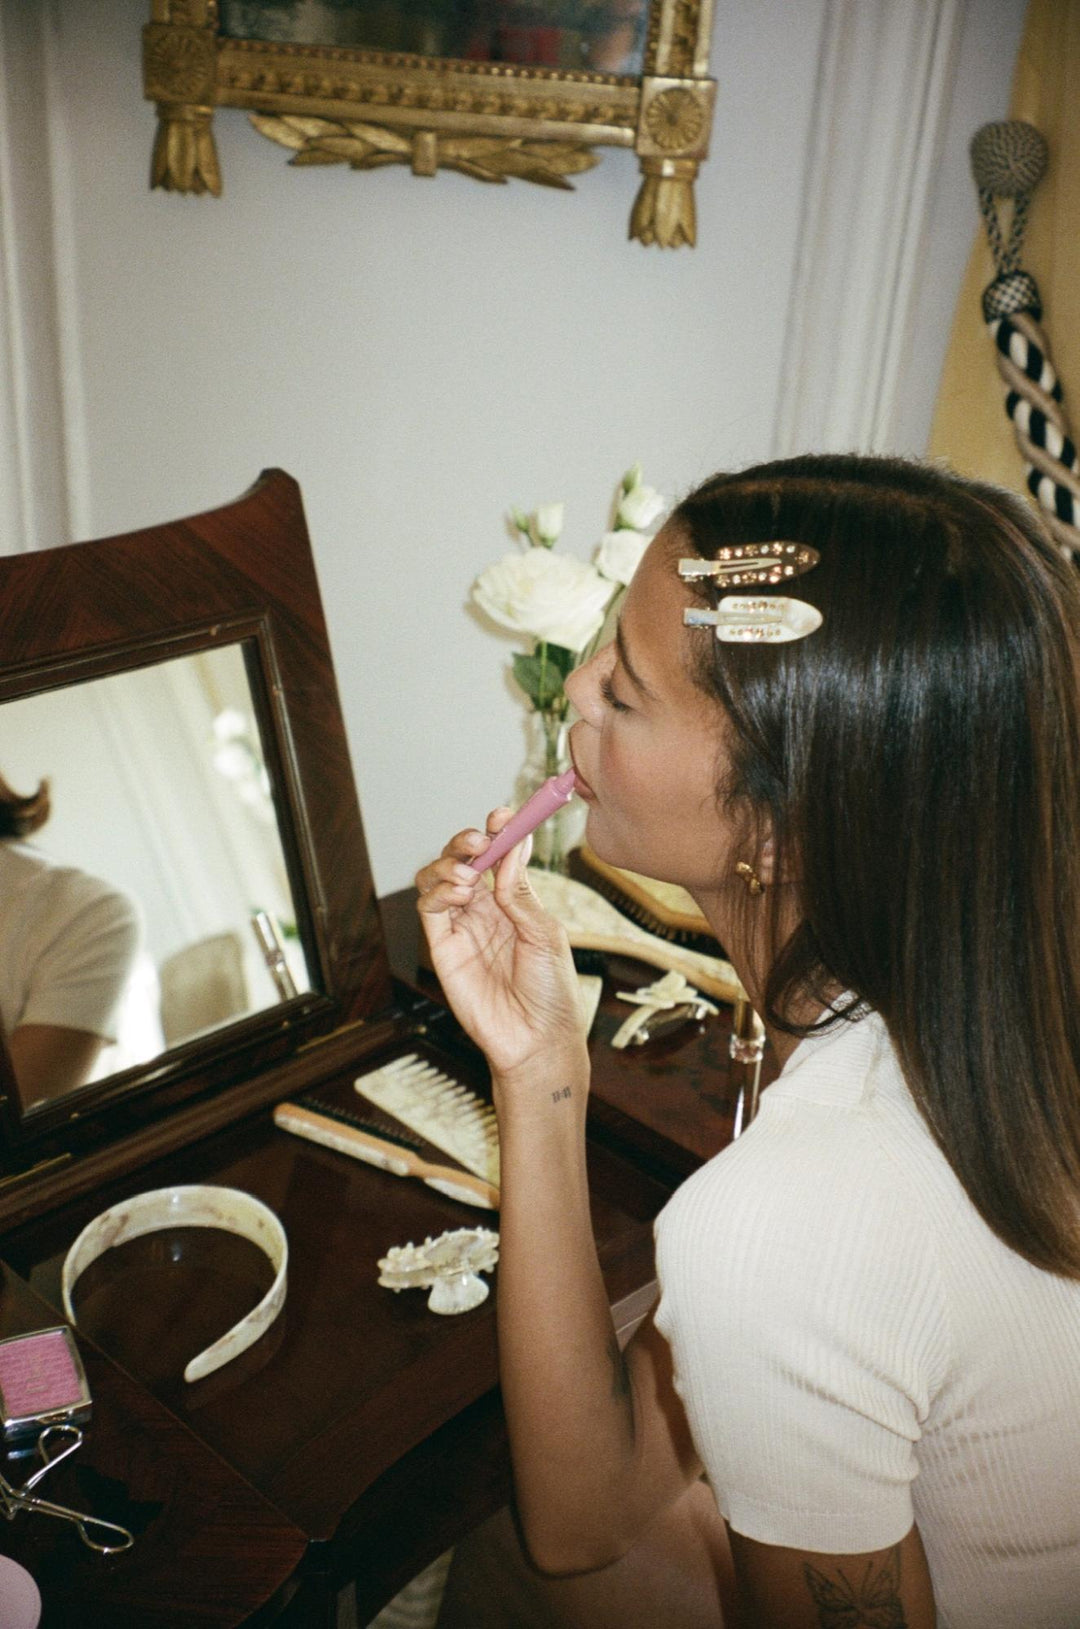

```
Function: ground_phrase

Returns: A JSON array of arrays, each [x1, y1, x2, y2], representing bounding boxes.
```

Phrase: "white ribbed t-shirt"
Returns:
[[653, 1011, 1080, 1627]]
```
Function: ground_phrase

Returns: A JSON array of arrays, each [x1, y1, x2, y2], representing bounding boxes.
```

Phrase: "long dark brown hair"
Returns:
[[674, 453, 1080, 1279], [0, 774, 50, 838]]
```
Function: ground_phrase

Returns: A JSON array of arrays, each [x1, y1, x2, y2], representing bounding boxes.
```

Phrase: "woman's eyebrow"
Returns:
[[615, 620, 658, 701]]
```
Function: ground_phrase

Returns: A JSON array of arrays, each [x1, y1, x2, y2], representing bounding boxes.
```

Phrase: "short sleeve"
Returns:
[[18, 871, 142, 1042], [653, 1101, 950, 1554]]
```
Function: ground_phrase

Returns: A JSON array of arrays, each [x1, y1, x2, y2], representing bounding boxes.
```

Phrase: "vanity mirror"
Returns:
[[0, 469, 391, 1196], [143, 0, 717, 246], [3, 642, 312, 1114]]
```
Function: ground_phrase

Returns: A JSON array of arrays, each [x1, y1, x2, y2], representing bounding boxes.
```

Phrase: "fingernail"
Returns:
[[521, 833, 533, 867], [452, 863, 476, 884]]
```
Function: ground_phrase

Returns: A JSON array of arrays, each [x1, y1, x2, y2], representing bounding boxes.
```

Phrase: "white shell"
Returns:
[[377, 1227, 499, 1316], [61, 1185, 288, 1384]]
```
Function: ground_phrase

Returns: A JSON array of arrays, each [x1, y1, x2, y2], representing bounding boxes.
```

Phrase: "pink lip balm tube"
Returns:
[[469, 768, 578, 874]]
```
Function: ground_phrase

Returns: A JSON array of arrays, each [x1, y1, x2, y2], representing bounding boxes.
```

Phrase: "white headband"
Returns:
[[62, 1185, 287, 1384]]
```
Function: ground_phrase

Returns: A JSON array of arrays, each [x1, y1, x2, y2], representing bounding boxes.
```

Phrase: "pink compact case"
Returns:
[[0, 1326, 91, 1446]]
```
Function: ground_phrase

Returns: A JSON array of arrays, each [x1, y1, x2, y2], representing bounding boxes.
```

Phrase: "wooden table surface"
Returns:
[[0, 1263, 307, 1628]]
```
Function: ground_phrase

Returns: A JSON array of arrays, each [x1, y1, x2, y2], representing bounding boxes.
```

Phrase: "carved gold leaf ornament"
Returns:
[[250, 113, 598, 190], [630, 156, 697, 247], [151, 104, 222, 195]]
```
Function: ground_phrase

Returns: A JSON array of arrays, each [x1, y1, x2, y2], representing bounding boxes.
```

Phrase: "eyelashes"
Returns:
[[600, 671, 630, 713]]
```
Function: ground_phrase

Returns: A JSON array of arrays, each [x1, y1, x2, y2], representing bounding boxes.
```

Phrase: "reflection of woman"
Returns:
[[419, 457, 1080, 1627], [0, 775, 140, 1106]]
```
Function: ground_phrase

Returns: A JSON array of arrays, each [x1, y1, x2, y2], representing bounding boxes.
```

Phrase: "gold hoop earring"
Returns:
[[735, 861, 765, 896]]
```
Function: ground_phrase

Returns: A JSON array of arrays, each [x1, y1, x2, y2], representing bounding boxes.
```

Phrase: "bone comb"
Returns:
[[354, 1054, 500, 1190]]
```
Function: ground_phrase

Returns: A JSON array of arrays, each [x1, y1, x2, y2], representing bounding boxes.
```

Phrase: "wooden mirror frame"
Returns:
[[143, 0, 717, 247], [0, 470, 392, 1200]]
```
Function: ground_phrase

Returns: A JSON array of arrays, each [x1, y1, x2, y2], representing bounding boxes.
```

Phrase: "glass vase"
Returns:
[[513, 710, 584, 873]]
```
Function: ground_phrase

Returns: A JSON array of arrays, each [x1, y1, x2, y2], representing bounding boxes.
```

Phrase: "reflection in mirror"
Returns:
[[0, 643, 312, 1114], [218, 0, 650, 74]]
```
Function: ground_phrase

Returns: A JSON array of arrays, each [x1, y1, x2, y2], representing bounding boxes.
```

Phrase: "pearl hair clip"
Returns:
[[677, 540, 819, 587], [684, 596, 823, 643]]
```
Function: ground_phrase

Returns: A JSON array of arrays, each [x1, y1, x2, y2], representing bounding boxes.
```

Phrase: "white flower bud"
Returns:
[[594, 529, 648, 586], [531, 502, 565, 547], [616, 482, 664, 532]]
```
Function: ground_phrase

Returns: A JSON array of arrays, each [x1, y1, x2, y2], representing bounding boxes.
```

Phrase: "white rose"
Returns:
[[594, 528, 648, 586], [531, 502, 565, 546], [473, 548, 613, 652], [616, 481, 665, 532]]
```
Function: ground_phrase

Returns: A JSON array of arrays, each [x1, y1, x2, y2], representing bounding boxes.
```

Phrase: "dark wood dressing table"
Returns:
[[0, 475, 771, 1627]]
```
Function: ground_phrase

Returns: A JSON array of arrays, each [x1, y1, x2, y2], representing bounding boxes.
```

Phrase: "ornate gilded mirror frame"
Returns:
[[143, 1, 717, 247]]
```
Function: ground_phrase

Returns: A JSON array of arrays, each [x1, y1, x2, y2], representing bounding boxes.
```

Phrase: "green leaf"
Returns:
[[512, 642, 575, 709]]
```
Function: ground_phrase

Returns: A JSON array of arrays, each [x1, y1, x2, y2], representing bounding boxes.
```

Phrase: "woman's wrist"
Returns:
[[490, 1046, 591, 1130]]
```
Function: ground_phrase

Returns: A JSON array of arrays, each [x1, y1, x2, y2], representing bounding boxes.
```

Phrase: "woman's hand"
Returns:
[[415, 811, 588, 1096]]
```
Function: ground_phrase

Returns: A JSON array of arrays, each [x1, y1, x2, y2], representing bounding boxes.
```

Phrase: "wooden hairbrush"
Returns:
[[274, 1052, 500, 1210]]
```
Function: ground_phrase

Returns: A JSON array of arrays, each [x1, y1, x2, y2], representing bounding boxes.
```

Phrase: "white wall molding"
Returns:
[[0, 0, 75, 553], [771, 0, 966, 458]]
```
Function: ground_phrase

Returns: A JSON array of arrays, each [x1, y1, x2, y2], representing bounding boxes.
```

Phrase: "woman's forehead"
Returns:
[[621, 534, 708, 700]]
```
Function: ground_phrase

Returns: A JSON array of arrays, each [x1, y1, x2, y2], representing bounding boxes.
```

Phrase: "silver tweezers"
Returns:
[[0, 1424, 134, 1553]]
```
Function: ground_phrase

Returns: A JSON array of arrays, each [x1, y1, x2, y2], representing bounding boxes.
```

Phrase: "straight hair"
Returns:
[[674, 454, 1080, 1279]]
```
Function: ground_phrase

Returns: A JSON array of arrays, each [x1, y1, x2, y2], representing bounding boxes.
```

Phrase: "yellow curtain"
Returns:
[[927, 0, 1080, 491]]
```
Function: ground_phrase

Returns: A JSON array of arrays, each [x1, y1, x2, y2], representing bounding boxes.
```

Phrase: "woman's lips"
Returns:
[[569, 744, 596, 802]]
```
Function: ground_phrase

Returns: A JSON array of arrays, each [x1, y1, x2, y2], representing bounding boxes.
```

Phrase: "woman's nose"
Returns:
[[565, 646, 611, 724]]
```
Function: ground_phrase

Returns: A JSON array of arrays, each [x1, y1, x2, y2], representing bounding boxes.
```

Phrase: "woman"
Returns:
[[417, 455, 1080, 1627], [0, 773, 141, 1105]]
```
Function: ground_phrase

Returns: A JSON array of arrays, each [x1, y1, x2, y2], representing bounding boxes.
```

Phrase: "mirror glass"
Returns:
[[218, 0, 650, 75], [1, 642, 312, 1115]]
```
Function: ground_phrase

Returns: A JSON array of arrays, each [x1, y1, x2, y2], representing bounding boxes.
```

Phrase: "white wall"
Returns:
[[3, 0, 1027, 893]]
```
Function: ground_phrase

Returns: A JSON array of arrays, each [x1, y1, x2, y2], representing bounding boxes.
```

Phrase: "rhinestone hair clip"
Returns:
[[679, 541, 822, 644], [677, 540, 819, 587]]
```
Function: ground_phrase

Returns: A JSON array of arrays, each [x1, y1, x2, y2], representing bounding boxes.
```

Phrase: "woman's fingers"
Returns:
[[491, 837, 565, 942], [415, 808, 518, 914], [416, 804, 541, 918]]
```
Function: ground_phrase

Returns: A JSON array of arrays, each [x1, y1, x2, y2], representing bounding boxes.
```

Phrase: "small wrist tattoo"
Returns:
[[550, 1086, 573, 1104]]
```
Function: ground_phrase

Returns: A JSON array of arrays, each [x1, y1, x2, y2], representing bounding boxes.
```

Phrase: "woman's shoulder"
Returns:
[[0, 844, 139, 936], [654, 1019, 953, 1397], [656, 1013, 943, 1260]]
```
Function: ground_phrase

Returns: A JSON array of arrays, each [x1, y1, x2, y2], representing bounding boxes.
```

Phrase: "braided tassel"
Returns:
[[971, 122, 1080, 557]]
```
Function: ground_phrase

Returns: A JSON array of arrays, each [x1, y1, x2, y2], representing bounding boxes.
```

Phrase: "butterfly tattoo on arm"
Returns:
[[803, 1546, 906, 1628]]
